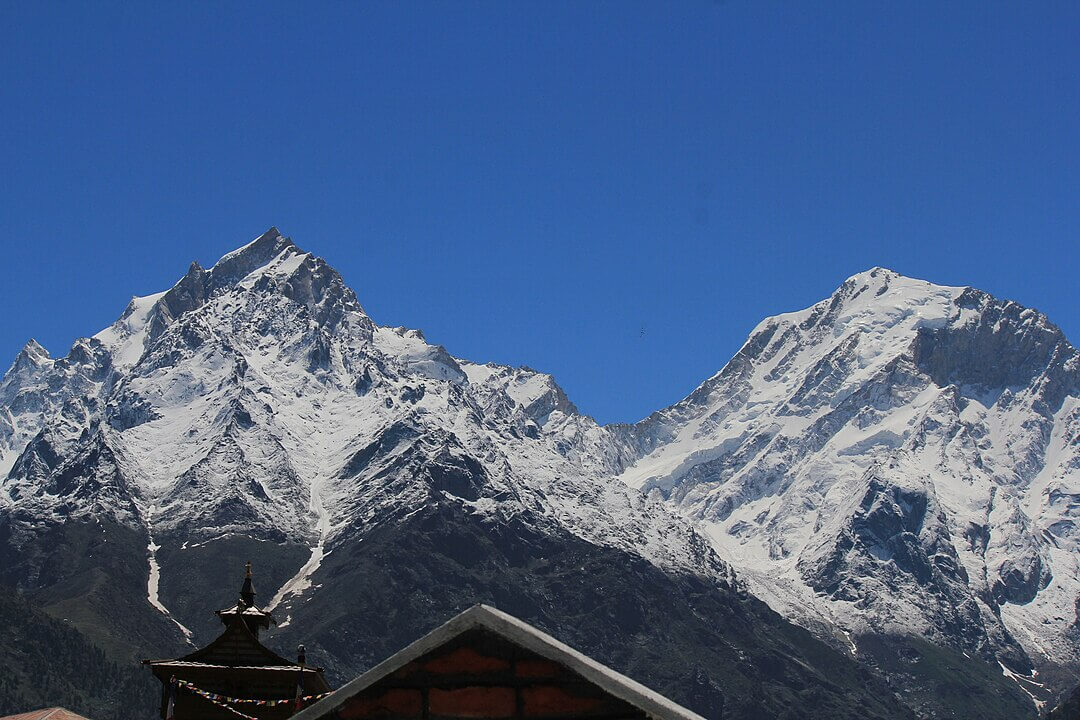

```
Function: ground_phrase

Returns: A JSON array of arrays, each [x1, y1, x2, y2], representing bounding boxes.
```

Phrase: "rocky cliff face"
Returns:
[[0, 234, 1073, 718]]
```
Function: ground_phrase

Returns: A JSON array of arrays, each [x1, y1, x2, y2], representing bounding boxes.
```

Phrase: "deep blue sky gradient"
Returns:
[[1, 2, 1078, 423]]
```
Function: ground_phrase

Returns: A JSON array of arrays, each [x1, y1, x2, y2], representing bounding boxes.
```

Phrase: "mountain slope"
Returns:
[[0, 587, 157, 720]]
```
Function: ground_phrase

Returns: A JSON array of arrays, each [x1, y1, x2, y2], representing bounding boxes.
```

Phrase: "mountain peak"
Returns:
[[845, 266, 899, 283], [20, 338, 50, 362], [147, 228, 307, 327], [111, 228, 369, 356], [2, 338, 52, 382], [741, 268, 958, 346], [819, 267, 966, 326], [210, 227, 299, 283], [837, 266, 937, 299], [14, 338, 50, 367]]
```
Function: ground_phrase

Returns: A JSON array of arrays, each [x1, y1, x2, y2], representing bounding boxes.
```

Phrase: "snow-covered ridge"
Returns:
[[621, 268, 965, 491], [0, 228, 727, 615]]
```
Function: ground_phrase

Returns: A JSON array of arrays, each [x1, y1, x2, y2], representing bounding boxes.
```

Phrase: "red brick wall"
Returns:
[[334, 629, 647, 719]]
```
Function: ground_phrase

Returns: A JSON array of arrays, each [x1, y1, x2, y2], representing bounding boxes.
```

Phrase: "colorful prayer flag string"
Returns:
[[177, 684, 259, 720], [175, 679, 332, 712]]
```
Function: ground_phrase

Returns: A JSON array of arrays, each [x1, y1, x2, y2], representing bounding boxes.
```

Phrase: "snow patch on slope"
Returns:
[[94, 291, 167, 368], [145, 504, 194, 643]]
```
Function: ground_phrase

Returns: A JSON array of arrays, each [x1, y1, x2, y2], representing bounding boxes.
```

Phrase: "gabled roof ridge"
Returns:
[[291, 604, 705, 720]]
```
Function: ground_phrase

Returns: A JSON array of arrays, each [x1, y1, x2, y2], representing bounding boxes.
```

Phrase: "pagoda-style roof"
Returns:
[[145, 610, 321, 674], [144, 564, 330, 720]]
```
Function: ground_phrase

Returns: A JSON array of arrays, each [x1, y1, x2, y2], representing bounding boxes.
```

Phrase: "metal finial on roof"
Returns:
[[240, 562, 256, 607]]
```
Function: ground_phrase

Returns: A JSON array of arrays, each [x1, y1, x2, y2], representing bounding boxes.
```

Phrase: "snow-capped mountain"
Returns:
[[0, 231, 1072, 719], [617, 267, 1080, 711], [0, 230, 919, 720]]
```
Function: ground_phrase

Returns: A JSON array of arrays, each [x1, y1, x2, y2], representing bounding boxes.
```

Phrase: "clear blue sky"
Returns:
[[1, 2, 1077, 424]]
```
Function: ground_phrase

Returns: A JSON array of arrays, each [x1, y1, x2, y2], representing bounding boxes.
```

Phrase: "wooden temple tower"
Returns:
[[145, 564, 331, 720]]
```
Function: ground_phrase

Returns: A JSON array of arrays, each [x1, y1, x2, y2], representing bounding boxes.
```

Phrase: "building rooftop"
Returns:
[[292, 604, 705, 720], [0, 708, 93, 720]]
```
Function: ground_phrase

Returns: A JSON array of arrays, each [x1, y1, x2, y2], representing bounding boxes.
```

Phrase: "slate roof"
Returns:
[[290, 604, 706, 720], [145, 611, 307, 670]]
